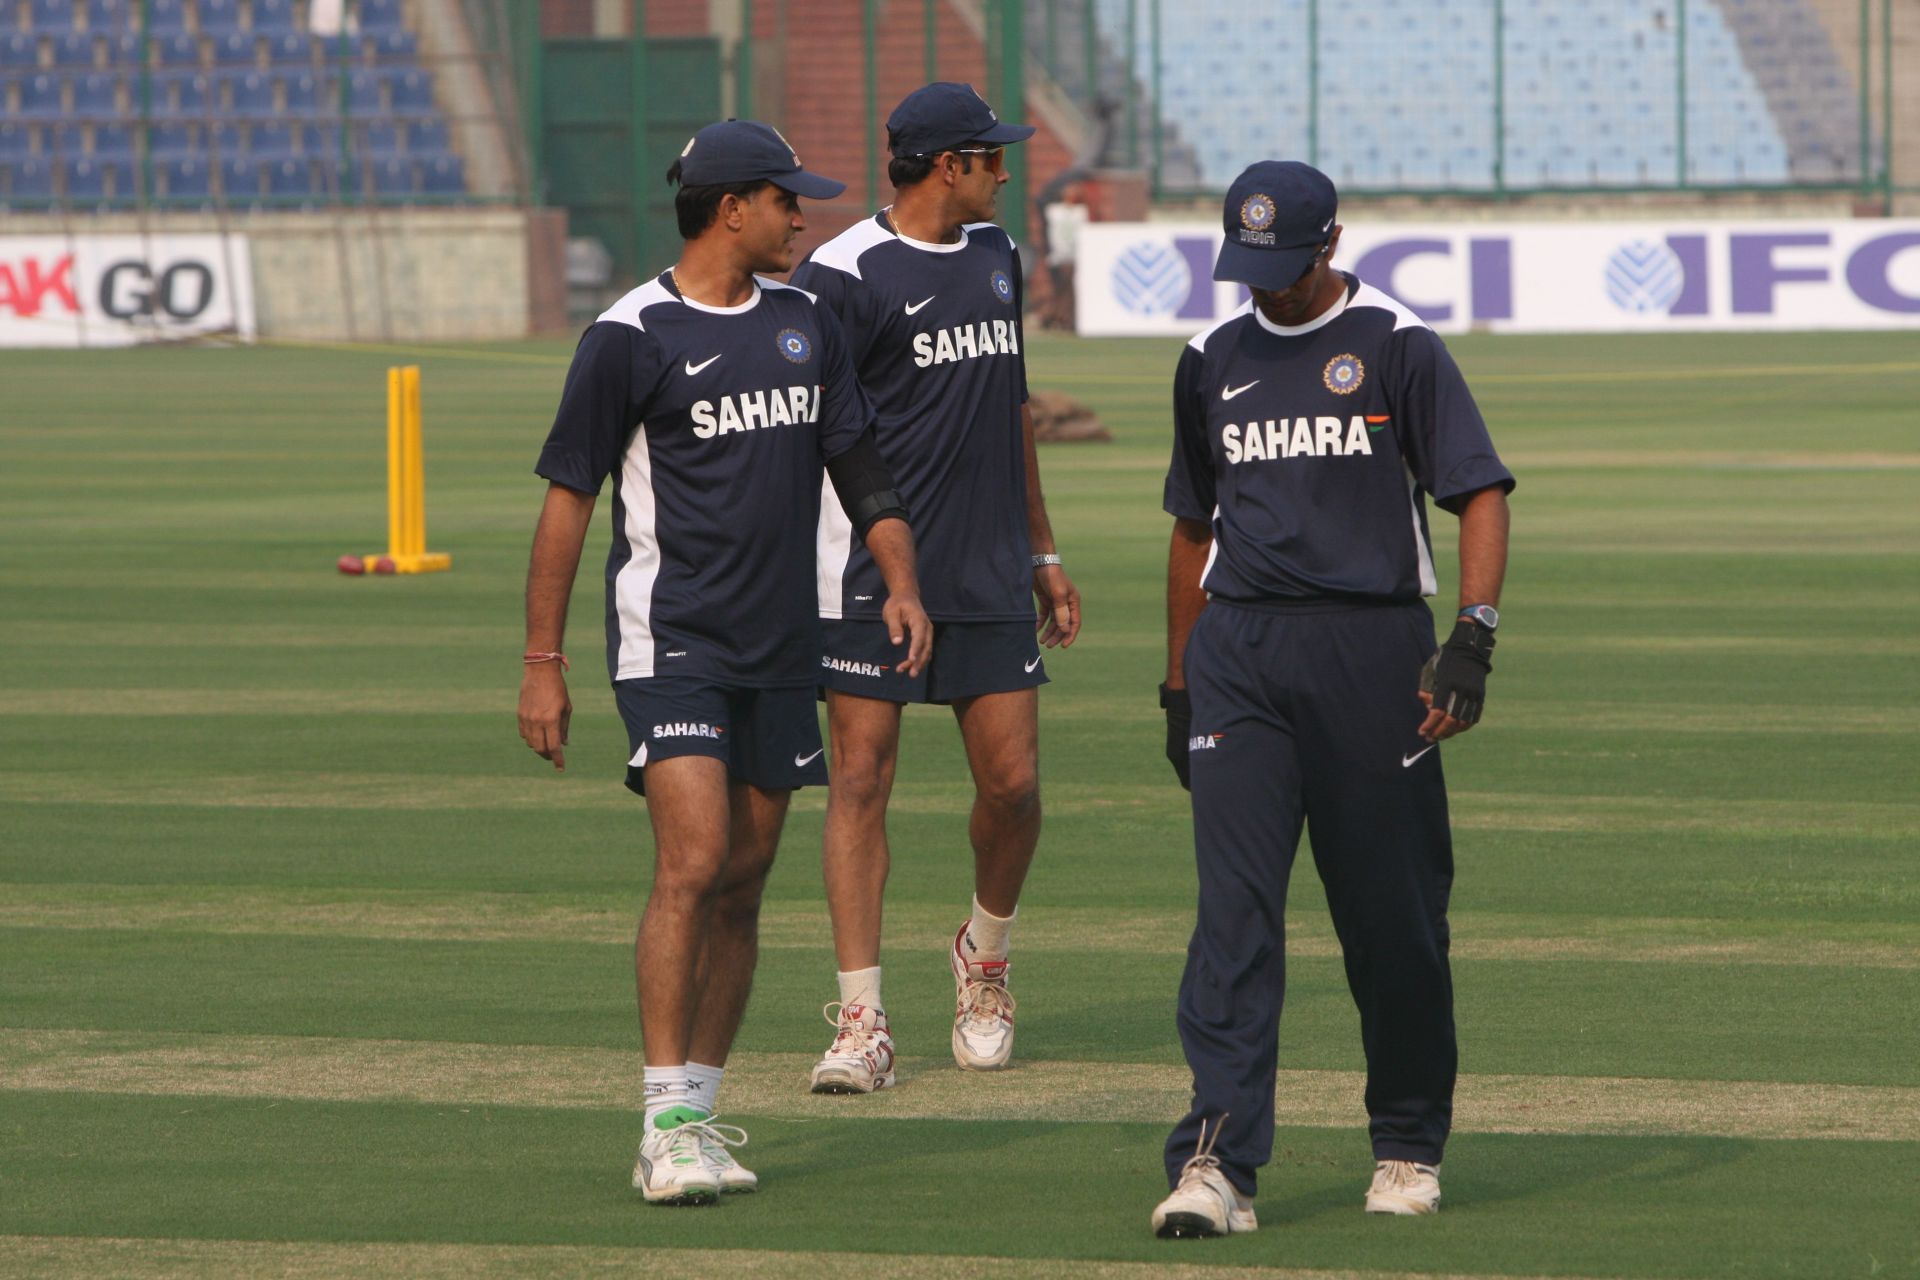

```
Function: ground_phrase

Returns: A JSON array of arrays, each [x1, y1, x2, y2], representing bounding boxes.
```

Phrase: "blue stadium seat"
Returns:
[[267, 32, 312, 65], [321, 157, 361, 199], [252, 0, 296, 32], [386, 68, 432, 116], [103, 32, 141, 64], [5, 157, 56, 205], [405, 119, 447, 154], [71, 71, 116, 116], [0, 123, 33, 159], [100, 158, 135, 203], [299, 123, 336, 155], [145, 0, 186, 32], [367, 155, 412, 199], [88, 0, 129, 31], [154, 31, 198, 66], [160, 154, 208, 202], [51, 31, 94, 65], [197, 0, 240, 32], [19, 72, 63, 116], [211, 31, 255, 66], [420, 153, 462, 195], [361, 122, 400, 155], [40, 126, 83, 159], [249, 122, 294, 157], [1, 33, 37, 68], [208, 120, 240, 155], [359, 0, 404, 32], [30, 0, 76, 30], [228, 70, 272, 116], [266, 156, 311, 201], [65, 155, 109, 204], [280, 70, 319, 114], [344, 67, 381, 117], [92, 121, 133, 156], [219, 154, 257, 200], [149, 120, 197, 156], [157, 70, 208, 116], [372, 30, 416, 61]]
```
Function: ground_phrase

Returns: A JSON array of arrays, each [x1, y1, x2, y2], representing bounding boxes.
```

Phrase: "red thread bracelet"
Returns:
[[523, 651, 570, 671]]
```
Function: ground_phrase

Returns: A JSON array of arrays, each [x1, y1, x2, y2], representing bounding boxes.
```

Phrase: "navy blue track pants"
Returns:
[[1164, 600, 1457, 1196]]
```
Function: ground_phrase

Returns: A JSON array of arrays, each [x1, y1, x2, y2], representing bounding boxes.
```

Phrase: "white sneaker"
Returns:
[[1365, 1160, 1442, 1215], [690, 1115, 757, 1193], [1152, 1118, 1256, 1238], [631, 1111, 721, 1205], [809, 1002, 897, 1094], [950, 922, 1017, 1070]]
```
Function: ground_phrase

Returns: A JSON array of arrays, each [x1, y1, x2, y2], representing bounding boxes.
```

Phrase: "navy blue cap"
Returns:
[[886, 82, 1036, 156], [675, 119, 847, 200], [1212, 160, 1338, 290]]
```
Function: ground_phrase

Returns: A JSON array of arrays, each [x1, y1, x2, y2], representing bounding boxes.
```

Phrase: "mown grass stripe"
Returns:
[[1, 774, 1912, 841], [0, 1236, 1618, 1280], [3, 887, 1913, 970], [6, 1030, 1915, 1142]]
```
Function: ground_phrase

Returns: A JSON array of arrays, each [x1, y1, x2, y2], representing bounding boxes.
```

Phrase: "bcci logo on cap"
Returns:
[[1238, 193, 1277, 247], [989, 269, 1013, 304], [1323, 353, 1365, 395], [776, 328, 812, 363]]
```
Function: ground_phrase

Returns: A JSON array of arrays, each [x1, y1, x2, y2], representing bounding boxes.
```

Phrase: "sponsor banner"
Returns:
[[1078, 220, 1920, 336], [0, 234, 255, 347]]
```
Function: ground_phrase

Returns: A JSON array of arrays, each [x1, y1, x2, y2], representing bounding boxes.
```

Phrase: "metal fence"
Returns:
[[1037, 0, 1908, 201]]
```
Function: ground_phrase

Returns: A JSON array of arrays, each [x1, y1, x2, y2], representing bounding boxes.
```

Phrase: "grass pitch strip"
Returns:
[[2, 331, 1917, 1277]]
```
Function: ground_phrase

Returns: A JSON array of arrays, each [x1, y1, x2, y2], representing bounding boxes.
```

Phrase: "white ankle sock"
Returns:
[[684, 1061, 723, 1114], [642, 1065, 690, 1129], [836, 965, 883, 1012], [965, 896, 1015, 959]]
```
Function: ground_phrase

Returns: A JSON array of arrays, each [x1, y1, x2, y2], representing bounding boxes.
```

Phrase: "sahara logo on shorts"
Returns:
[[990, 269, 1014, 304], [776, 328, 813, 363], [1188, 732, 1226, 751], [653, 722, 726, 739], [1322, 353, 1365, 395], [822, 655, 886, 679]]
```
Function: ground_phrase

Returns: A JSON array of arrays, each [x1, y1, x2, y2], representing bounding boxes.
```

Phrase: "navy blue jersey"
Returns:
[[535, 272, 874, 686], [1164, 273, 1514, 605], [792, 213, 1031, 623]]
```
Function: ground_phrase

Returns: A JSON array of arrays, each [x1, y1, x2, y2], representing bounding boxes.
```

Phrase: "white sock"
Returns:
[[965, 895, 1015, 959], [836, 965, 883, 1012], [642, 1065, 690, 1129], [684, 1061, 724, 1115]]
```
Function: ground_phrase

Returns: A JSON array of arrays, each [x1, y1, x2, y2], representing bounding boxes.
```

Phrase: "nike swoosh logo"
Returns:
[[1221, 381, 1259, 401], [1322, 214, 1335, 232], [794, 749, 824, 767], [1402, 745, 1436, 767], [904, 296, 935, 315], [685, 354, 720, 375], [1024, 656, 1041, 673]]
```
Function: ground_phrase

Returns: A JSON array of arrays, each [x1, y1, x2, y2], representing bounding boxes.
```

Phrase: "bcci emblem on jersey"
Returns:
[[1238, 193, 1277, 246], [1323, 353, 1365, 395], [776, 328, 813, 363], [990, 269, 1014, 304]]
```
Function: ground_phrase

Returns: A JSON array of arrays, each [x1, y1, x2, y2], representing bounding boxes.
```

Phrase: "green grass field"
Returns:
[[2, 328, 1916, 1279]]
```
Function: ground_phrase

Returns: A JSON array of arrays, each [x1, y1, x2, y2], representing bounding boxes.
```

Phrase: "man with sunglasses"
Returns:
[[790, 83, 1080, 1093], [1150, 161, 1514, 1236]]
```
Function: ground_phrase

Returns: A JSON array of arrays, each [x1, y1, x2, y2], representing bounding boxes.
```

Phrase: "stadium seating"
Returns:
[[8, 0, 469, 208], [1094, 0, 1802, 189]]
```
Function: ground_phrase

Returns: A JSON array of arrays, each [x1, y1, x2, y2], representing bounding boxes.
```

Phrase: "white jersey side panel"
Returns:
[[613, 426, 661, 679], [817, 473, 853, 618]]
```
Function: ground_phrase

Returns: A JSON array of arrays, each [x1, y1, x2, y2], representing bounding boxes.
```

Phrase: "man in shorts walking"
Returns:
[[789, 83, 1081, 1091], [517, 120, 931, 1204]]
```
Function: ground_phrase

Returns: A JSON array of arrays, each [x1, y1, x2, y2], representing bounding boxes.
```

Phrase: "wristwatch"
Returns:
[[1457, 604, 1499, 631], [1031, 553, 1062, 568]]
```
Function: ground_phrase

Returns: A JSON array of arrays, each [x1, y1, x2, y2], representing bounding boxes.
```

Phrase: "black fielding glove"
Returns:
[[1419, 619, 1496, 727], [1159, 682, 1192, 790]]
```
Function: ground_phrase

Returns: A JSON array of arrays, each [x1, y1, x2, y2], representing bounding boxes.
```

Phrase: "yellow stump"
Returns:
[[354, 364, 451, 574]]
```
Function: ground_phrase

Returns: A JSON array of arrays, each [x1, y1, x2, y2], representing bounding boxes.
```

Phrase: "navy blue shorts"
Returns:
[[613, 678, 828, 796], [818, 618, 1047, 705]]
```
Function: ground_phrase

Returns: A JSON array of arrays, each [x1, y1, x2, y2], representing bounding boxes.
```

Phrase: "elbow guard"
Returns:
[[827, 430, 909, 536]]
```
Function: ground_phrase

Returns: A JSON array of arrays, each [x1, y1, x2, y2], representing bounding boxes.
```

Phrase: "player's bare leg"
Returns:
[[687, 779, 791, 1068], [947, 687, 1040, 1069], [814, 690, 905, 1094], [821, 689, 905, 971]]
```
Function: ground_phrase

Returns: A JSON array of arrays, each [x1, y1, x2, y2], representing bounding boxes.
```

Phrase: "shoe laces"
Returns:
[[682, 1115, 748, 1165], [1175, 1114, 1231, 1190], [1373, 1159, 1434, 1190], [821, 1001, 888, 1058], [955, 975, 1016, 1029]]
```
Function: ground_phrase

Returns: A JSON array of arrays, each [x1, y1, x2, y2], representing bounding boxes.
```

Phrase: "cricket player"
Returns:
[[516, 120, 931, 1205], [788, 83, 1082, 1091], [1150, 161, 1513, 1236]]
